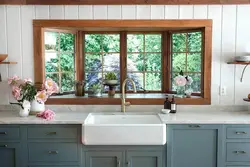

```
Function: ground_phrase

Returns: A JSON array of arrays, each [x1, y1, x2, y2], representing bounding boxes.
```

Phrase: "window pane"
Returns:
[[145, 73, 161, 91], [45, 53, 59, 73], [172, 33, 187, 52], [188, 32, 202, 52], [145, 34, 161, 52], [46, 73, 59, 86], [85, 73, 103, 89], [45, 32, 58, 52], [61, 73, 75, 92], [187, 53, 201, 72], [127, 73, 143, 90], [127, 54, 144, 72], [187, 73, 201, 93], [172, 53, 186, 72], [127, 34, 144, 53], [103, 53, 120, 72], [103, 34, 120, 52], [60, 54, 75, 72], [85, 34, 102, 53], [85, 54, 102, 72], [145, 54, 161, 71], [60, 33, 75, 52]]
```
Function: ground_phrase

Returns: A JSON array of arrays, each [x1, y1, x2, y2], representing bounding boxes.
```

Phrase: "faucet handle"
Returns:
[[125, 102, 131, 106]]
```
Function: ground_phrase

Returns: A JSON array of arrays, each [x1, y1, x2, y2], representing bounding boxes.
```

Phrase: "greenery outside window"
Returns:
[[34, 20, 212, 105]]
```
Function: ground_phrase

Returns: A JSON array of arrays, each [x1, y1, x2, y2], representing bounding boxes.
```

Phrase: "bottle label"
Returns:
[[171, 104, 176, 110]]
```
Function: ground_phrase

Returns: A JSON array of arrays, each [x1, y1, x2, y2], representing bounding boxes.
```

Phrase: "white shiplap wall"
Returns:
[[0, 5, 249, 105]]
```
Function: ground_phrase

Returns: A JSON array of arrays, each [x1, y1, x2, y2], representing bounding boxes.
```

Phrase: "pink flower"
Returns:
[[43, 78, 59, 95], [35, 90, 48, 103], [12, 86, 21, 100], [36, 109, 55, 120], [8, 75, 20, 85], [174, 75, 187, 86], [24, 78, 32, 83]]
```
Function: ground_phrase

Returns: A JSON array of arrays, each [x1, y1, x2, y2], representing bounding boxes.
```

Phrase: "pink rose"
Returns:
[[36, 109, 55, 120], [174, 75, 187, 86], [8, 75, 20, 85], [24, 78, 32, 83], [12, 86, 21, 100], [43, 78, 59, 95], [35, 90, 48, 103]]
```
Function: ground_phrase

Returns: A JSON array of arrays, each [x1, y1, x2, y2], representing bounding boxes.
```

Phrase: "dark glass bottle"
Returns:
[[170, 96, 176, 113], [164, 96, 171, 110]]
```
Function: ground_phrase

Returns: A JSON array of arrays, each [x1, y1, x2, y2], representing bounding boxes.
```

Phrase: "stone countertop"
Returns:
[[0, 105, 250, 124]]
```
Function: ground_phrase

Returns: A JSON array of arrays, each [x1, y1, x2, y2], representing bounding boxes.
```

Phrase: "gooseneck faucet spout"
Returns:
[[121, 78, 137, 113]]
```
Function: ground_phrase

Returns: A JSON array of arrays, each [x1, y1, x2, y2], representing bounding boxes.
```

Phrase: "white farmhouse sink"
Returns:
[[82, 113, 166, 145]]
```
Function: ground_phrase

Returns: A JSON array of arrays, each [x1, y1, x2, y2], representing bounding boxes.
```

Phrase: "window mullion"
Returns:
[[120, 31, 127, 93]]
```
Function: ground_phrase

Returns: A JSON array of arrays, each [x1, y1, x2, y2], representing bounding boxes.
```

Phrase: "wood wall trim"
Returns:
[[1, 0, 250, 5]]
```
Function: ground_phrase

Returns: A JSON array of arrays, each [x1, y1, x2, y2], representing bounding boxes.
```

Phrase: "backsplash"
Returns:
[[0, 5, 250, 105]]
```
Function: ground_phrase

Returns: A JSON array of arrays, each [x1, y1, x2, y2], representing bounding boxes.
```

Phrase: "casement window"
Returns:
[[34, 20, 211, 105]]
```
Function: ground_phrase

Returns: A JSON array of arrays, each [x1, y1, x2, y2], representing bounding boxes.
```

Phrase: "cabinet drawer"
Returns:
[[0, 127, 20, 140], [226, 143, 250, 162], [227, 127, 250, 139], [28, 127, 77, 139], [28, 143, 78, 162]]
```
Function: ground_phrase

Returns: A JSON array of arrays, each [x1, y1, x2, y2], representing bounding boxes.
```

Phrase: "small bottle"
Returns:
[[170, 96, 176, 113], [164, 96, 171, 110]]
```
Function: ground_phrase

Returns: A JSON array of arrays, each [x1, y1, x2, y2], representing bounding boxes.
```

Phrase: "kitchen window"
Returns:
[[34, 20, 212, 105]]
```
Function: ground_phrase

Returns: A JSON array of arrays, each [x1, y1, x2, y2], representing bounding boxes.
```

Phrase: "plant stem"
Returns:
[[10, 102, 23, 109]]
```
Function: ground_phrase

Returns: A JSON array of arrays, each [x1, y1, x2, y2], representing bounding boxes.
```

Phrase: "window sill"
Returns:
[[46, 93, 210, 105]]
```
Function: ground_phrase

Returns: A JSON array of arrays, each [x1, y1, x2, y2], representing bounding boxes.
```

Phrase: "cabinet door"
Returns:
[[86, 151, 123, 167], [167, 125, 221, 167], [0, 143, 21, 167], [126, 151, 163, 167]]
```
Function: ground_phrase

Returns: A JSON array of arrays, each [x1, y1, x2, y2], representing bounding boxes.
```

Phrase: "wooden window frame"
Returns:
[[33, 20, 212, 105]]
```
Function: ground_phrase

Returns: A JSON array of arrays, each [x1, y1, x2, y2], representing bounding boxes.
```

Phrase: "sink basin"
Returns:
[[82, 113, 166, 145]]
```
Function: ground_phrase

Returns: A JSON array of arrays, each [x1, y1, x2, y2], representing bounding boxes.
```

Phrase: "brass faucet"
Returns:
[[121, 78, 137, 113]]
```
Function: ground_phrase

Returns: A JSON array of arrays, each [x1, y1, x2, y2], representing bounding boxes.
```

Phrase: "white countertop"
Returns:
[[0, 105, 250, 124]]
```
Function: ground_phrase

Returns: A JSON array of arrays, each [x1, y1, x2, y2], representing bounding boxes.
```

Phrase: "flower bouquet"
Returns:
[[174, 71, 193, 98], [8, 76, 59, 117]]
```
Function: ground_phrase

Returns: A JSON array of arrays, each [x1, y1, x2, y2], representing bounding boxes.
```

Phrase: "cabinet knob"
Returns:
[[0, 132, 7, 135], [188, 125, 200, 128], [234, 151, 246, 154], [117, 160, 121, 167], [46, 132, 57, 135], [236, 131, 247, 135], [48, 151, 59, 154], [0, 145, 7, 147], [126, 161, 130, 167]]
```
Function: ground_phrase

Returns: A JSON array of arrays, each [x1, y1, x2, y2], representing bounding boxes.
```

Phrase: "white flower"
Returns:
[[186, 76, 193, 85]]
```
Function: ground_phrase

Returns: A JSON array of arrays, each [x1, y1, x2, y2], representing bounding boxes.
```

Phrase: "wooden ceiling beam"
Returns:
[[1, 0, 250, 5]]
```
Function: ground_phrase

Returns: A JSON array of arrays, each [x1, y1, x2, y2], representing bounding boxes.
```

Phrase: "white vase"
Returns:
[[19, 107, 30, 117], [30, 100, 45, 115]]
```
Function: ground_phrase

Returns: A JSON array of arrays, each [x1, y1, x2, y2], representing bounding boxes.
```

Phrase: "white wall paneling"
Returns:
[[122, 5, 136, 19], [0, 5, 249, 105], [220, 5, 237, 105]]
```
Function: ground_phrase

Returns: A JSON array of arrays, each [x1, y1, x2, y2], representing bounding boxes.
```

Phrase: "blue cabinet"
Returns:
[[126, 151, 163, 167], [86, 151, 123, 167], [0, 143, 21, 167], [167, 124, 223, 167]]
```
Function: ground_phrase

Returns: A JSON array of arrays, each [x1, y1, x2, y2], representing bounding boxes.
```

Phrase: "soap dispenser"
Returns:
[[164, 95, 171, 110]]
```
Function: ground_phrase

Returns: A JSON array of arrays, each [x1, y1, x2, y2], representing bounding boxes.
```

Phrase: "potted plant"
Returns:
[[88, 83, 103, 97], [104, 72, 118, 85], [8, 76, 59, 116]]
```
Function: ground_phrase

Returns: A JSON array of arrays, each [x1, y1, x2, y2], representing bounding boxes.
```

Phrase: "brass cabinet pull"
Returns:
[[48, 151, 59, 154], [0, 132, 7, 135], [0, 145, 7, 147], [117, 160, 121, 167], [46, 132, 57, 135], [236, 131, 247, 135], [189, 125, 200, 128], [234, 151, 246, 154]]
